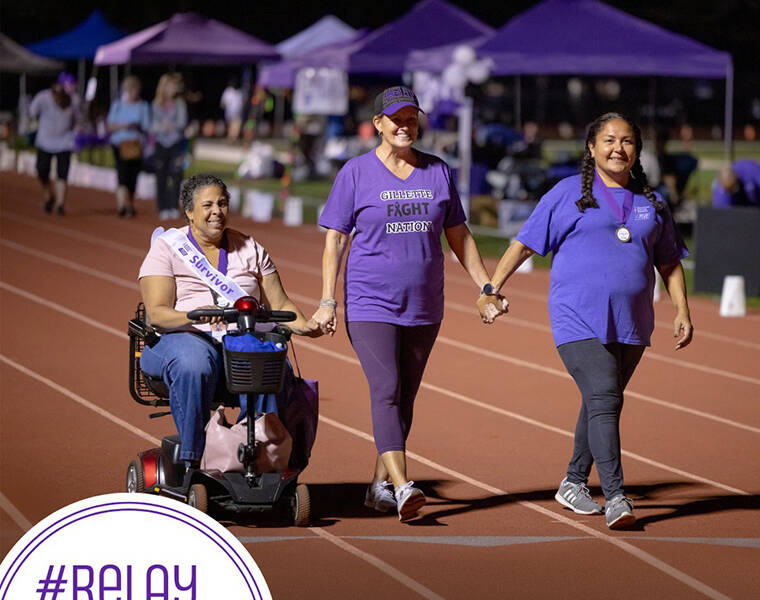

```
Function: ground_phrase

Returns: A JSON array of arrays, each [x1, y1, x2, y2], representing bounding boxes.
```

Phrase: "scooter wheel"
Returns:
[[292, 483, 310, 527], [126, 460, 145, 494], [187, 483, 208, 514]]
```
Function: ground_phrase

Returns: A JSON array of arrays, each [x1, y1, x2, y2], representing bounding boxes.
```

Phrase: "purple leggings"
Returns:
[[346, 321, 441, 454]]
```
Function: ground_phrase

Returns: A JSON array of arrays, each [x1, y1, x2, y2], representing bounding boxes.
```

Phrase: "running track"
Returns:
[[1, 172, 758, 599]]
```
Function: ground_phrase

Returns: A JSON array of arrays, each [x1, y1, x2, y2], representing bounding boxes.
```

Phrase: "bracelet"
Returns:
[[319, 298, 338, 308]]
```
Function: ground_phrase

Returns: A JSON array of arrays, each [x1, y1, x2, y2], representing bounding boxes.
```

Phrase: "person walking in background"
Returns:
[[152, 72, 188, 220], [220, 78, 243, 142], [712, 159, 760, 208], [483, 113, 693, 530], [107, 75, 150, 217], [29, 72, 79, 215], [312, 86, 506, 522]]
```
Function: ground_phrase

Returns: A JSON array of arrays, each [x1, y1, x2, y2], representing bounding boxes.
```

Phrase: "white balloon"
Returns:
[[452, 45, 476, 67], [442, 63, 468, 90], [467, 60, 491, 84]]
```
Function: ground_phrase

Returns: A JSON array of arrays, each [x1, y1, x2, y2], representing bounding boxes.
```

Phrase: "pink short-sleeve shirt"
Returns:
[[138, 226, 277, 330]]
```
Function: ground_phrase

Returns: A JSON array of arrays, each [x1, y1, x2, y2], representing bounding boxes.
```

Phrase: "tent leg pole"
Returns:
[[78, 58, 86, 99], [515, 75, 522, 131], [648, 77, 656, 139], [458, 96, 473, 222], [110, 65, 118, 103], [724, 64, 734, 162]]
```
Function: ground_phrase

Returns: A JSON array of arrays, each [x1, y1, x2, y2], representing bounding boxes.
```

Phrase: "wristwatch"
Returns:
[[480, 283, 495, 296]]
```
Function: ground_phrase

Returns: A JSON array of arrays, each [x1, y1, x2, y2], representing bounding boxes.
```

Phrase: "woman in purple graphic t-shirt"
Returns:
[[314, 86, 507, 522], [485, 113, 693, 530]]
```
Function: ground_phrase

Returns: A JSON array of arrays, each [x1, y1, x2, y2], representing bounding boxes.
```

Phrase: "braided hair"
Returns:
[[576, 112, 665, 214]]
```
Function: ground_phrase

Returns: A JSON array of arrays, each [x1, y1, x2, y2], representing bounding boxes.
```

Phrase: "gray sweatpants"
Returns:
[[557, 338, 645, 500]]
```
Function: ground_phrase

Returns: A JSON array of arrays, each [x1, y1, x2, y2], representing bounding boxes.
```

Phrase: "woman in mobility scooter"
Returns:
[[130, 173, 321, 520]]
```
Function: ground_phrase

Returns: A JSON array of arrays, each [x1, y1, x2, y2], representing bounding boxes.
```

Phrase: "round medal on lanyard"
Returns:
[[616, 226, 632, 243]]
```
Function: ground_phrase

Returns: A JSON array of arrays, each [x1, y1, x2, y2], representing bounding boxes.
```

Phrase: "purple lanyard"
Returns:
[[595, 173, 633, 226], [187, 229, 228, 274]]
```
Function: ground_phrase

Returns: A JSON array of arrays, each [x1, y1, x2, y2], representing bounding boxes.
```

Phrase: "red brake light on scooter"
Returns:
[[234, 296, 260, 313]]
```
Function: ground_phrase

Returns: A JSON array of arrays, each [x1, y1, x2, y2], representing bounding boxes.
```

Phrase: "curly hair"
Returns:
[[576, 112, 665, 214], [179, 174, 229, 220]]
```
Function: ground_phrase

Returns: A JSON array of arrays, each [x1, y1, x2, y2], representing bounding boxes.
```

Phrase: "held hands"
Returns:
[[300, 318, 324, 338], [195, 305, 224, 325], [477, 293, 509, 324], [312, 305, 338, 336], [674, 310, 693, 350]]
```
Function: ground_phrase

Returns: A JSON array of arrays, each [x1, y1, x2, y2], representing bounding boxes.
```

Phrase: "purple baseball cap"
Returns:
[[374, 86, 424, 116]]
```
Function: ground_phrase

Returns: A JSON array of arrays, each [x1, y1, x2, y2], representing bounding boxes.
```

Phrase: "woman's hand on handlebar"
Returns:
[[192, 305, 225, 325], [312, 306, 337, 337]]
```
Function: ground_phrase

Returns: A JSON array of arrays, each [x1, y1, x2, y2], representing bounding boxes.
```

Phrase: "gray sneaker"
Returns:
[[605, 495, 636, 529], [554, 478, 603, 515], [364, 480, 396, 513], [394, 481, 426, 522]]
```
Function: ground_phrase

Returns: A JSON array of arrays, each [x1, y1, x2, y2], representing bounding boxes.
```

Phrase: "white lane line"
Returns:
[[0, 491, 33, 531], [644, 351, 760, 386], [435, 336, 760, 436], [0, 281, 128, 339], [0, 354, 445, 600], [4, 209, 759, 353], [0, 287, 737, 600], [0, 239, 139, 291], [309, 527, 446, 600], [0, 354, 160, 446], [319, 416, 731, 600], [3, 278, 751, 494], [295, 342, 751, 496]]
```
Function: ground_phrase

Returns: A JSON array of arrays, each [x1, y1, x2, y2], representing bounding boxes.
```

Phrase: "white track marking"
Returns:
[[0, 490, 33, 531], [0, 354, 160, 446], [2, 279, 755, 490], [319, 416, 731, 600], [0, 298, 739, 600], [0, 354, 443, 600], [0, 239, 139, 291], [0, 281, 128, 339], [309, 528, 446, 600], [434, 336, 760, 436]]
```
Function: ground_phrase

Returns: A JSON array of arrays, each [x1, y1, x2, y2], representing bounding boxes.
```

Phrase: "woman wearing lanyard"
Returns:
[[313, 86, 505, 522], [138, 174, 321, 466], [483, 113, 693, 529]]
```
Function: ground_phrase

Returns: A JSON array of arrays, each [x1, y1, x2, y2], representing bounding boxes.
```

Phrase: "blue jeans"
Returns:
[[140, 332, 222, 461]]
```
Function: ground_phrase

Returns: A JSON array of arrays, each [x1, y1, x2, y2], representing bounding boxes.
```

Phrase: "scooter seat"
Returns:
[[143, 372, 170, 398]]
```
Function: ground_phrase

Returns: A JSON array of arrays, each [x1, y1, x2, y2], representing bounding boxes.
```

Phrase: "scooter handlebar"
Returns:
[[186, 308, 297, 323]]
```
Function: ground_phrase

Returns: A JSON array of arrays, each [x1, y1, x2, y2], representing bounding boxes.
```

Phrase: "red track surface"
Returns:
[[1, 172, 759, 599]]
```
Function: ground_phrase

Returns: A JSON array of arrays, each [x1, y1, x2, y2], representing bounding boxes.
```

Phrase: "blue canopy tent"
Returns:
[[26, 10, 126, 99], [407, 0, 734, 157]]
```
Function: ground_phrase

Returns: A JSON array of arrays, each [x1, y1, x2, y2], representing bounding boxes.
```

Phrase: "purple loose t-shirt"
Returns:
[[318, 149, 467, 325], [517, 174, 688, 347]]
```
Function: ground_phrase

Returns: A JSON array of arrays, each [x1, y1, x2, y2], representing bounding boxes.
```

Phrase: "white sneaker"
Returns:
[[364, 480, 396, 513], [394, 481, 425, 522]]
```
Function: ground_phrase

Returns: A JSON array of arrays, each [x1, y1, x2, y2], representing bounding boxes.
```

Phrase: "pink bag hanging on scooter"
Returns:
[[201, 408, 293, 473]]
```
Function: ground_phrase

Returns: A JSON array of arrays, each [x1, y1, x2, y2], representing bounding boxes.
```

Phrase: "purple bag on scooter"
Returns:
[[282, 343, 319, 470]]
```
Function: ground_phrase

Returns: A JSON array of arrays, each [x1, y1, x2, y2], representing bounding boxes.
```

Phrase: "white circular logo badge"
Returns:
[[0, 493, 271, 600]]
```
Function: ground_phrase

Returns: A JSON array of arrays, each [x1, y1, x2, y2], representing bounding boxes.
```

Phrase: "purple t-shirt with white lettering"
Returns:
[[318, 149, 466, 325], [517, 174, 688, 347]]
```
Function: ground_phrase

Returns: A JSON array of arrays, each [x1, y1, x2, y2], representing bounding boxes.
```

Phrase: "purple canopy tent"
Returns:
[[407, 0, 734, 157], [298, 0, 493, 75], [93, 13, 278, 65]]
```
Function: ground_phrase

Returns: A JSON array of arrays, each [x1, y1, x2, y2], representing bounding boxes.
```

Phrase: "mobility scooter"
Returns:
[[126, 296, 311, 526]]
